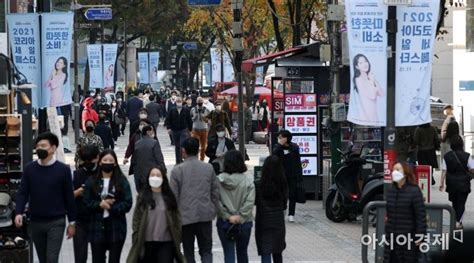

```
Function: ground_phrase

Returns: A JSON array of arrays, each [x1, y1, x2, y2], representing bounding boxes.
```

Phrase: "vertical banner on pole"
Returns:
[[6, 14, 41, 108], [102, 44, 118, 92], [395, 1, 440, 126], [87, 44, 103, 89], [41, 12, 74, 108], [138, 52, 149, 84], [149, 52, 160, 84], [210, 48, 221, 86], [126, 47, 137, 89], [345, 0, 387, 127], [223, 50, 235, 82]]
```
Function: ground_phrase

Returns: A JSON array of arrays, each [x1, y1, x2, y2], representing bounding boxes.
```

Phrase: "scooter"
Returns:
[[325, 145, 384, 223]]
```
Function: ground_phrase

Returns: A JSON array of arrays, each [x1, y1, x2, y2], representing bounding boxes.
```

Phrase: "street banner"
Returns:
[[285, 94, 317, 113], [284, 114, 317, 134], [103, 44, 118, 92], [255, 66, 264, 85], [7, 14, 41, 108], [345, 0, 388, 127], [138, 52, 149, 84], [41, 12, 74, 108], [149, 52, 160, 83], [223, 50, 235, 82], [395, 1, 440, 126], [87, 44, 103, 89], [126, 47, 137, 89], [210, 48, 221, 85], [293, 136, 317, 155], [202, 62, 211, 87]]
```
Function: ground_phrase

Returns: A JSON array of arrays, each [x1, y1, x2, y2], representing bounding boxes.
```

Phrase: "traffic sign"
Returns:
[[183, 42, 198, 50], [84, 8, 113, 21], [188, 0, 221, 6]]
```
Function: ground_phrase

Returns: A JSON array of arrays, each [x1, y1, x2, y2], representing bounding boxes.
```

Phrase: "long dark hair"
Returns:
[[91, 149, 126, 195], [352, 54, 370, 93], [261, 155, 288, 200], [55, 56, 68, 84], [137, 166, 178, 211], [446, 120, 460, 141]]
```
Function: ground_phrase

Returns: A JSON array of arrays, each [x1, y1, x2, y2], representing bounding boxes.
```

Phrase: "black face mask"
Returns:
[[36, 149, 49, 160], [83, 162, 97, 171], [86, 126, 94, 133], [197, 103, 203, 107], [100, 163, 115, 173]]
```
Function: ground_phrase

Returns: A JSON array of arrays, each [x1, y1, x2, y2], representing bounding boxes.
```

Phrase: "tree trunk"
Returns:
[[294, 0, 302, 46], [268, 0, 285, 51]]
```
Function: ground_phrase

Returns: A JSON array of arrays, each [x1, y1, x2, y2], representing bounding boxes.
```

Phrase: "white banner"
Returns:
[[87, 44, 102, 89], [345, 0, 387, 127], [293, 136, 317, 155], [103, 44, 118, 92], [41, 13, 74, 108], [284, 115, 317, 134], [138, 52, 149, 84], [149, 52, 160, 83], [223, 50, 235, 82], [395, 1, 440, 126], [210, 48, 221, 85], [7, 14, 41, 108]]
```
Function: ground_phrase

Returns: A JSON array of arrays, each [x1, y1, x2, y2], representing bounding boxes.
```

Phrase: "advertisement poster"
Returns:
[[415, 165, 431, 203], [210, 48, 235, 84], [210, 48, 221, 85], [102, 44, 118, 92], [395, 1, 440, 126], [345, 0, 387, 127], [138, 52, 149, 84], [149, 52, 160, 83], [202, 62, 211, 87], [87, 44, 102, 89], [41, 13, 74, 108], [293, 136, 317, 155], [7, 14, 41, 108], [285, 94, 317, 113], [284, 115, 317, 134], [301, 157, 318, 176]]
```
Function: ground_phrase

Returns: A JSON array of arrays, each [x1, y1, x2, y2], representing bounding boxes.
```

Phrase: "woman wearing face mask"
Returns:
[[111, 99, 125, 142], [75, 119, 104, 168], [127, 167, 185, 263], [206, 124, 236, 174], [123, 119, 153, 172], [384, 162, 427, 263], [249, 100, 262, 142], [83, 149, 133, 263], [259, 99, 270, 132]]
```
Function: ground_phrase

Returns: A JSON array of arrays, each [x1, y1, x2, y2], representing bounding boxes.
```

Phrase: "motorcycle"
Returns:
[[325, 145, 384, 223]]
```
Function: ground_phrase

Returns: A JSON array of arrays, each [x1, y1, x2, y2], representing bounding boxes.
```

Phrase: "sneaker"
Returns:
[[288, 215, 295, 223]]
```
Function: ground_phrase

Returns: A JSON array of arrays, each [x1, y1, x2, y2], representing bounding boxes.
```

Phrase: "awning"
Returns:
[[241, 47, 303, 73], [276, 56, 326, 67]]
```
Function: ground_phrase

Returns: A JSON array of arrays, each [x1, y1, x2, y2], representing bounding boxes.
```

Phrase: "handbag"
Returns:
[[225, 223, 242, 241], [114, 113, 125, 125], [451, 151, 474, 180], [296, 182, 306, 204]]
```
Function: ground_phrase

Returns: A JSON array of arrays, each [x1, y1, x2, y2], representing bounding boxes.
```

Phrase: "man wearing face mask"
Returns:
[[72, 145, 99, 263], [129, 108, 149, 137], [166, 96, 193, 164], [208, 101, 232, 139], [249, 100, 262, 142], [165, 91, 179, 146], [15, 132, 77, 263], [259, 99, 271, 131], [127, 89, 144, 135], [206, 124, 236, 174], [191, 97, 210, 161], [75, 120, 104, 168], [440, 105, 459, 165]]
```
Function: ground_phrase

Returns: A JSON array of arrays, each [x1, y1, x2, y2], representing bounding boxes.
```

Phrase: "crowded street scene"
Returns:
[[1, 0, 474, 262]]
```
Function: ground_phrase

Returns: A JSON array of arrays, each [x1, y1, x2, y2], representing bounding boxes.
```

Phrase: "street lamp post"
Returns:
[[232, 0, 245, 156]]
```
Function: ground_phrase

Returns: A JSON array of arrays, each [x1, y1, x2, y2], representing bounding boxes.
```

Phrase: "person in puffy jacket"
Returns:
[[216, 150, 255, 263], [384, 162, 427, 263], [82, 97, 99, 132]]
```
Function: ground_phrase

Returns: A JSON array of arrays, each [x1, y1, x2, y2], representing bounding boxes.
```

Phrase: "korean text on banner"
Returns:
[[138, 52, 149, 84], [345, 0, 388, 127], [87, 44, 103, 89], [7, 14, 41, 108], [223, 50, 235, 82], [395, 1, 440, 126], [149, 52, 160, 84], [41, 13, 74, 108], [103, 44, 118, 92], [210, 48, 221, 85]]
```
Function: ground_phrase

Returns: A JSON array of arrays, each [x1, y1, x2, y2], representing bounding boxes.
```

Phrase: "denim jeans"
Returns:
[[261, 253, 283, 263], [217, 220, 253, 263]]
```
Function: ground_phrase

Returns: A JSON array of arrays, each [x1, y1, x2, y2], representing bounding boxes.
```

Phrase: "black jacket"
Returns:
[[126, 97, 143, 123], [94, 122, 114, 149], [73, 167, 97, 223], [166, 107, 192, 132], [272, 143, 302, 181], [444, 150, 472, 193], [205, 137, 235, 163], [384, 183, 427, 263]]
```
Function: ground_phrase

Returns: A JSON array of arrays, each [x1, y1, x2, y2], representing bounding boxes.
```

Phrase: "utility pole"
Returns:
[[232, 0, 245, 157], [124, 18, 128, 95], [73, 3, 80, 142]]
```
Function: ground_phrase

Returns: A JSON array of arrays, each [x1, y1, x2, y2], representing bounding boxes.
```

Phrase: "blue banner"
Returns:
[[138, 52, 149, 84], [7, 14, 41, 108], [103, 44, 118, 92], [87, 44, 102, 89], [41, 13, 74, 108], [149, 52, 160, 83]]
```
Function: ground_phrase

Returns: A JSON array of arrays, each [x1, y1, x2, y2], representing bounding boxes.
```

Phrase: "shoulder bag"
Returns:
[[451, 151, 474, 180]]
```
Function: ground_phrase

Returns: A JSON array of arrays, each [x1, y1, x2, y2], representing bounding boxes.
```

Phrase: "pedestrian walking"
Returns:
[[165, 90, 178, 145], [75, 119, 104, 168], [94, 114, 115, 150], [243, 102, 252, 144], [123, 119, 152, 171], [166, 96, 192, 164], [384, 162, 427, 263], [82, 97, 99, 132], [216, 150, 255, 263], [83, 149, 133, 263], [255, 155, 288, 263], [127, 89, 144, 135], [15, 132, 77, 263], [73, 145, 100, 263], [440, 105, 457, 164], [439, 135, 474, 229], [111, 99, 126, 141], [127, 167, 185, 263], [130, 108, 149, 137], [146, 94, 161, 128], [206, 124, 236, 174], [116, 96, 127, 136], [131, 125, 166, 192], [170, 138, 219, 263], [414, 123, 439, 185], [191, 96, 210, 161], [249, 100, 261, 142], [222, 99, 233, 127], [272, 130, 303, 223], [208, 101, 232, 139], [259, 99, 270, 131]]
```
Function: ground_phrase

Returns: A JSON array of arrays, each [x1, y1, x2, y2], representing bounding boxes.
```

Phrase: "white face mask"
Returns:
[[391, 170, 404, 183], [217, 131, 225, 138], [139, 113, 147, 119], [149, 176, 163, 188], [176, 103, 183, 108], [215, 106, 221, 111]]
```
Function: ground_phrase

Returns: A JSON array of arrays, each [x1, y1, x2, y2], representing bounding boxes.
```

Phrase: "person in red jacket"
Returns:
[[82, 97, 98, 132]]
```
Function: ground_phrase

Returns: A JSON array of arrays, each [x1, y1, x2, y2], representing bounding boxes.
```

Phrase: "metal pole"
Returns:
[[384, 6, 398, 197], [232, 0, 245, 157], [73, 8, 80, 142], [124, 19, 128, 95]]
